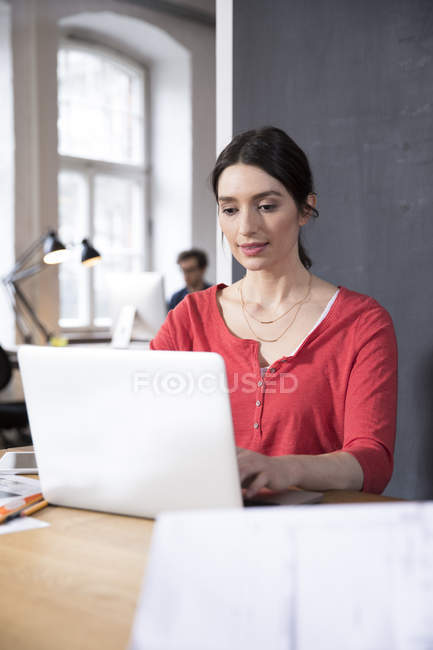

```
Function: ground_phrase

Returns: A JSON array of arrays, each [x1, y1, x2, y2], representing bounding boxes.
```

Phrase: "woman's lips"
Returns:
[[239, 243, 269, 256]]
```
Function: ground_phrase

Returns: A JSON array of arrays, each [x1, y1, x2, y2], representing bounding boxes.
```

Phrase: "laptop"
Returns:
[[18, 346, 322, 519]]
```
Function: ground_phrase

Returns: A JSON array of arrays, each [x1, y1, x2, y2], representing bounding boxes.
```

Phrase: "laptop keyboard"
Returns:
[[243, 497, 280, 507]]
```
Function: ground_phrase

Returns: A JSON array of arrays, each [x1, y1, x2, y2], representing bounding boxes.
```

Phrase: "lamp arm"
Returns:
[[3, 228, 54, 282], [7, 262, 45, 284], [12, 281, 52, 343], [3, 282, 34, 343]]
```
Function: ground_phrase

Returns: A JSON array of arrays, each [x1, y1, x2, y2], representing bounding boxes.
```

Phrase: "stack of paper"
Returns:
[[0, 475, 49, 535], [129, 503, 433, 650], [0, 475, 42, 518]]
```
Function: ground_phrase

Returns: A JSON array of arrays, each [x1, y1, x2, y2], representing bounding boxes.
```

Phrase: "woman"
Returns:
[[150, 126, 398, 497]]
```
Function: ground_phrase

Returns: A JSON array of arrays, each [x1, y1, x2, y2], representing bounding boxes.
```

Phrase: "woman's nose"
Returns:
[[238, 207, 260, 235]]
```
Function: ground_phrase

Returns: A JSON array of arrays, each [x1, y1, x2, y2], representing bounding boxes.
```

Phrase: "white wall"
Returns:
[[0, 1, 25, 401], [215, 0, 232, 285], [0, 1, 15, 348], [9, 0, 216, 339], [151, 54, 192, 293]]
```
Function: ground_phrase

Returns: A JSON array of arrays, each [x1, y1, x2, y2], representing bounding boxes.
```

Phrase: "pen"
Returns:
[[0, 494, 44, 525], [21, 500, 49, 517]]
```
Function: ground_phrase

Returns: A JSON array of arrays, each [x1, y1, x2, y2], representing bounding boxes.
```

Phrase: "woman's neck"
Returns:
[[241, 264, 312, 310]]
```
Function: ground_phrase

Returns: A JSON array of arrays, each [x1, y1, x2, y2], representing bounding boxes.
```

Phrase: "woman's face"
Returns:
[[217, 163, 313, 272]]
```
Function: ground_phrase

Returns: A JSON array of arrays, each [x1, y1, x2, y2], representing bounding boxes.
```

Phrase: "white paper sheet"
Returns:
[[0, 516, 50, 536], [0, 475, 41, 506], [129, 502, 433, 650]]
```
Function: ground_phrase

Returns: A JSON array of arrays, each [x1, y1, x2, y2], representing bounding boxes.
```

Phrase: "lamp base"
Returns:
[[48, 336, 69, 347]]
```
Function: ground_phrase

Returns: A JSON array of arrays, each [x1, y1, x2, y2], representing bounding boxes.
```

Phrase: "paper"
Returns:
[[129, 502, 433, 650], [0, 475, 42, 516], [0, 516, 50, 536]]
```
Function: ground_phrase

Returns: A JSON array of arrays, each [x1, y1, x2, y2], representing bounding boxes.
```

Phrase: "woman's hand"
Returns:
[[236, 447, 300, 498], [236, 447, 365, 494]]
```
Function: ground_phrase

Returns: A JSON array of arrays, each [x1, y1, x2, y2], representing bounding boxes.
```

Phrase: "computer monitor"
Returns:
[[106, 271, 167, 342]]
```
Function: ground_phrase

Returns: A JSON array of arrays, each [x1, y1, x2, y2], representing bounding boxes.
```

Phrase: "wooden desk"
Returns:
[[0, 447, 401, 650]]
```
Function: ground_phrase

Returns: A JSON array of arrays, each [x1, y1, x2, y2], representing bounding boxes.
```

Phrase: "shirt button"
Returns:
[[256, 400, 261, 407], [269, 367, 276, 373], [257, 380, 263, 387], [253, 422, 259, 429]]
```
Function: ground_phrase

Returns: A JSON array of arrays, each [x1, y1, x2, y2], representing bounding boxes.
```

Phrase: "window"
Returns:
[[57, 42, 148, 328]]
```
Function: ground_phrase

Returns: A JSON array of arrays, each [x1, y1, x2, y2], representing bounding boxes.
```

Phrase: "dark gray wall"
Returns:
[[232, 0, 433, 499]]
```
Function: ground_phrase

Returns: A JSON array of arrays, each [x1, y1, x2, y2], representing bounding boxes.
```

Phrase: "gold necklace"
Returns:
[[241, 296, 307, 343], [239, 272, 312, 324]]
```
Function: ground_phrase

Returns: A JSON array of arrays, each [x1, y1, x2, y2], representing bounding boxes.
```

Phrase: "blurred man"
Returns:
[[168, 249, 212, 311]]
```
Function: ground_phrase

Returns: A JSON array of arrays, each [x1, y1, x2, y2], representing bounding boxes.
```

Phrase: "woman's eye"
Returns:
[[258, 203, 276, 212]]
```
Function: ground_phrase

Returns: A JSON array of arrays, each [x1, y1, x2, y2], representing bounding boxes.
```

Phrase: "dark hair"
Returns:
[[176, 248, 208, 269], [211, 126, 319, 269]]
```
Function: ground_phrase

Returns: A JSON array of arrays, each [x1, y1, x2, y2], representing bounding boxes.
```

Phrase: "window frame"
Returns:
[[57, 38, 150, 333]]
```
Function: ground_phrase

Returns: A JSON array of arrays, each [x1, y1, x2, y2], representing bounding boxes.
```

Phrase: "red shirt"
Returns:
[[150, 283, 398, 494]]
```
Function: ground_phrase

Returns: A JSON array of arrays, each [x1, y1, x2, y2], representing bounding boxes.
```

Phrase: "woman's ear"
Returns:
[[299, 193, 317, 226]]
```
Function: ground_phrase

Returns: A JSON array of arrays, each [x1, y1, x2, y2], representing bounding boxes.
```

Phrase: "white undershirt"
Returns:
[[259, 288, 340, 376]]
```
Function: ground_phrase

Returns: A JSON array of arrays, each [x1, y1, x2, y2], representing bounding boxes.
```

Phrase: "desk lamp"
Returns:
[[1, 229, 101, 344]]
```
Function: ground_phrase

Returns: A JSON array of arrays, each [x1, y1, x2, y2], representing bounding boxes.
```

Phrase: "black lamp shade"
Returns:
[[43, 231, 69, 265], [81, 239, 101, 267]]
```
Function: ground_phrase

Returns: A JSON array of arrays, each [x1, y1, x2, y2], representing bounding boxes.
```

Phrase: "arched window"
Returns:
[[57, 41, 148, 327]]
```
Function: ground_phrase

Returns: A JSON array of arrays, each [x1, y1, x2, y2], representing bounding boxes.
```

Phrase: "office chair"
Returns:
[[0, 345, 30, 448]]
